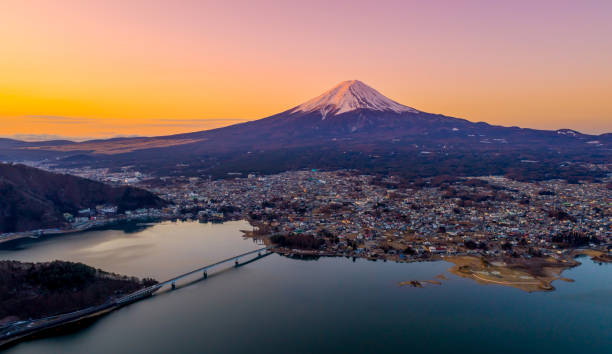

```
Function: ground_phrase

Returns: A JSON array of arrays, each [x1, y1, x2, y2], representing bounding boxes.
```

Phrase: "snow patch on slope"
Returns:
[[291, 80, 420, 118]]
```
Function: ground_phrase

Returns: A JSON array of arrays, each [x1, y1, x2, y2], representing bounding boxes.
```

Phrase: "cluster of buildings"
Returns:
[[147, 170, 612, 262], [22, 162, 150, 185], [4, 161, 610, 263], [0, 206, 167, 242]]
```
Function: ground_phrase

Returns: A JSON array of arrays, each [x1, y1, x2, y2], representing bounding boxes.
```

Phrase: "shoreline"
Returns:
[[2, 248, 607, 349], [0, 304, 120, 350], [0, 216, 173, 246], [271, 245, 610, 293], [0, 214, 244, 246], [3, 217, 609, 292], [0, 223, 609, 348], [0, 259, 159, 350]]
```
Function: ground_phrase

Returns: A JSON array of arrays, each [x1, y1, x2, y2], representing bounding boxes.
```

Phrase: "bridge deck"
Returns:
[[159, 246, 274, 286], [116, 246, 274, 304]]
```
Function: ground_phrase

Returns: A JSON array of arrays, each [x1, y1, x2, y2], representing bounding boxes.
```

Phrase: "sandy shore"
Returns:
[[444, 256, 580, 292]]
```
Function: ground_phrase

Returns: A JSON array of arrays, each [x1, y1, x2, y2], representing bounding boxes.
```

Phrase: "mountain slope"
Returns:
[[0, 163, 168, 233], [5, 80, 611, 180]]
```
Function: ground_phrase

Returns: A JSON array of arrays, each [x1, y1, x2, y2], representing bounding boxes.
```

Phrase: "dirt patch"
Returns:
[[445, 256, 578, 292]]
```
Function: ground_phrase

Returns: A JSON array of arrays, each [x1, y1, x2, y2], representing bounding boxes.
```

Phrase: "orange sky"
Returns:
[[1, 0, 611, 140]]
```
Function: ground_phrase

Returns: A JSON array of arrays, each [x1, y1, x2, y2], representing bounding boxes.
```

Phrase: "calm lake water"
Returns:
[[1, 221, 610, 354]]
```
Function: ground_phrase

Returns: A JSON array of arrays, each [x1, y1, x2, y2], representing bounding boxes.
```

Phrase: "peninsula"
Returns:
[[0, 260, 157, 348]]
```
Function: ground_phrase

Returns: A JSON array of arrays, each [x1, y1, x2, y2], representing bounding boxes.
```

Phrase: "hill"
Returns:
[[0, 163, 167, 233], [0, 260, 157, 324]]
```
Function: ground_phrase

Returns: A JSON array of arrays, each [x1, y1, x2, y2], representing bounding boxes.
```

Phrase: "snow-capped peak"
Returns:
[[291, 80, 420, 118]]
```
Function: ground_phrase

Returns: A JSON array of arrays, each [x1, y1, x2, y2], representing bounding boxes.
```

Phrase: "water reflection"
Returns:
[[1, 221, 610, 354], [0, 220, 259, 280]]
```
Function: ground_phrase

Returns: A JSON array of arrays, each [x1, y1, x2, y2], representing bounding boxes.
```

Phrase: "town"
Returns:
[[2, 164, 611, 290], [142, 169, 612, 264]]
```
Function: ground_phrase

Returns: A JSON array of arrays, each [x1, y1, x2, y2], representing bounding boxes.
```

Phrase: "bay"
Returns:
[[1, 221, 610, 354]]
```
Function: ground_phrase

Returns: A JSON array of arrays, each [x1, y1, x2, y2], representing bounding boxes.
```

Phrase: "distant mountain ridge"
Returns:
[[1, 80, 610, 180], [0, 163, 167, 233]]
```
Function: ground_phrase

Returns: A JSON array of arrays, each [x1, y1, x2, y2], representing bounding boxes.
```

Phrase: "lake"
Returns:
[[1, 221, 610, 354]]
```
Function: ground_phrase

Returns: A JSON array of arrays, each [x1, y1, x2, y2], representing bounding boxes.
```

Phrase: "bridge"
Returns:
[[116, 246, 275, 304], [0, 246, 276, 347]]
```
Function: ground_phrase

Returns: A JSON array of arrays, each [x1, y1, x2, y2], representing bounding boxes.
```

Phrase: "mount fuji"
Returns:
[[4, 80, 610, 180], [168, 79, 493, 150]]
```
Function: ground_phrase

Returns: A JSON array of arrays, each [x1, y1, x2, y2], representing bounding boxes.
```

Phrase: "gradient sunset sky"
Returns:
[[1, 0, 611, 140]]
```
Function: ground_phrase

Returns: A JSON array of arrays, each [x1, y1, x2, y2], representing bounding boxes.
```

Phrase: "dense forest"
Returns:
[[0, 260, 157, 324], [126, 144, 608, 184], [270, 234, 325, 250]]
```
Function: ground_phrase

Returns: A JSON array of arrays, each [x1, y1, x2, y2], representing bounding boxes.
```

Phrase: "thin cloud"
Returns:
[[20, 115, 248, 125], [25, 115, 89, 120], [1, 133, 145, 142], [153, 118, 248, 122], [24, 115, 90, 124], [2, 116, 250, 141]]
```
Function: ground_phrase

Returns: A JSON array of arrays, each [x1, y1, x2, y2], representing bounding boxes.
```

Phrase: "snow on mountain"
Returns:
[[556, 129, 580, 137], [291, 80, 420, 119]]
